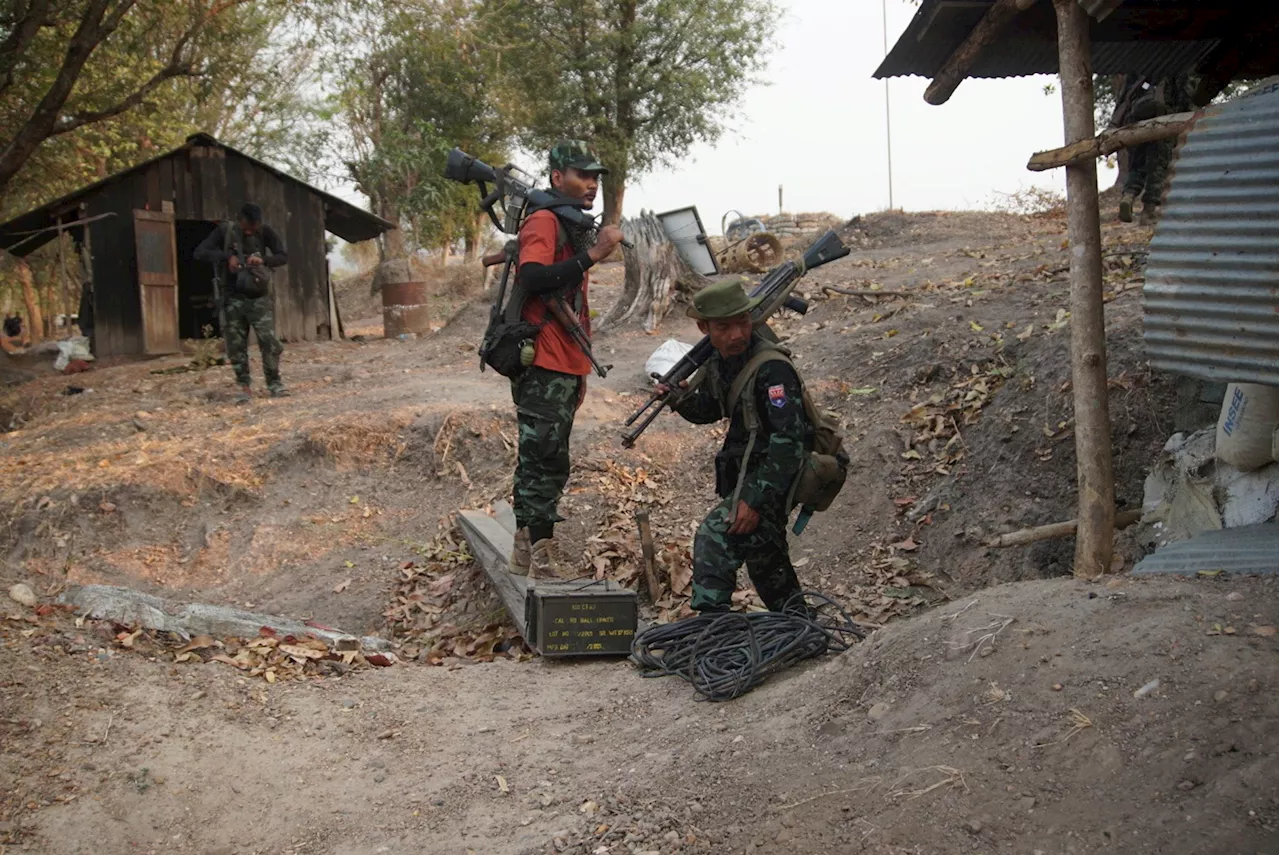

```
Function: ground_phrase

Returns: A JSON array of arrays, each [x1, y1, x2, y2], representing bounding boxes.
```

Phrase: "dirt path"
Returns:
[[5, 575, 1275, 855]]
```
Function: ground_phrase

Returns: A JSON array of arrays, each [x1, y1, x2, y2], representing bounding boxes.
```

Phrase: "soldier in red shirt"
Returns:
[[508, 140, 623, 579]]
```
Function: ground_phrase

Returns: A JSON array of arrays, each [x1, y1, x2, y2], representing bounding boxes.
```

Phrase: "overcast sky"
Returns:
[[623, 0, 1085, 229]]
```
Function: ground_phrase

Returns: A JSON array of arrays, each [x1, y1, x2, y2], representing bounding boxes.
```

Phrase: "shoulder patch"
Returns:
[[767, 384, 788, 408]]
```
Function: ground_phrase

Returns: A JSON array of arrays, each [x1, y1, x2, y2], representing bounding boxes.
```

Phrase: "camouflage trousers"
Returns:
[[1123, 137, 1174, 208], [691, 497, 802, 613], [224, 293, 283, 388], [511, 366, 582, 532]]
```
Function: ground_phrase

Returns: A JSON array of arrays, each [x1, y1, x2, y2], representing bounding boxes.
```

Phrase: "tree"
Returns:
[[0, 0, 315, 213], [481, 0, 780, 225], [328, 0, 509, 260]]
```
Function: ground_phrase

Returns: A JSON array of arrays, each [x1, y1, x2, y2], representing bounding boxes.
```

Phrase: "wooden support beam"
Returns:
[[1052, 0, 1116, 580], [1027, 111, 1196, 171], [924, 0, 1026, 106], [985, 509, 1141, 548]]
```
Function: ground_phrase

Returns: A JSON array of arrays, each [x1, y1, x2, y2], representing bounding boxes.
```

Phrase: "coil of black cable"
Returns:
[[630, 592, 868, 701]]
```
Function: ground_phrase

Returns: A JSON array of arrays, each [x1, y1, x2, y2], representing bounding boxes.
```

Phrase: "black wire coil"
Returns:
[[630, 592, 868, 702]]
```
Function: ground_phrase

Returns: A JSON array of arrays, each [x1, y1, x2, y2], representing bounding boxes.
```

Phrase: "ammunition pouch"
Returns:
[[232, 264, 271, 299], [480, 319, 542, 378]]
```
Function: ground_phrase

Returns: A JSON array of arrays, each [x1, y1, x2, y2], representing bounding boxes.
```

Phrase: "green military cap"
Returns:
[[549, 139, 609, 175], [686, 276, 762, 320]]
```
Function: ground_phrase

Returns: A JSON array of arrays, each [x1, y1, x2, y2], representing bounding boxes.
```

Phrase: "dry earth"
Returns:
[[0, 210, 1275, 854]]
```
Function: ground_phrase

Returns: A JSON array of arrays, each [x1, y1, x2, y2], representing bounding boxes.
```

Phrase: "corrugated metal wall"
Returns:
[[1144, 80, 1280, 386], [86, 145, 331, 356]]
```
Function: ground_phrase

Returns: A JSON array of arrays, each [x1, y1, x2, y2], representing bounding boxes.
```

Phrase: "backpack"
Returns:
[[480, 220, 582, 378], [720, 344, 849, 515], [222, 221, 272, 299]]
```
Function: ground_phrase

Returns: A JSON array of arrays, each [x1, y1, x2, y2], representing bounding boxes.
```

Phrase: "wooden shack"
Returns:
[[0, 133, 395, 357]]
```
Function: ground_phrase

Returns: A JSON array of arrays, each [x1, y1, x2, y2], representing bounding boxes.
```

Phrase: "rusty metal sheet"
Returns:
[[1144, 79, 1280, 386]]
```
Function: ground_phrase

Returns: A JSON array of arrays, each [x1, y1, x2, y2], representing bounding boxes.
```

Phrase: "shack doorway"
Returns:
[[176, 219, 222, 340]]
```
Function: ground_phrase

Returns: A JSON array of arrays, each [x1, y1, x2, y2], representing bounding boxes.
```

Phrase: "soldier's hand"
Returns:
[[654, 379, 689, 396], [728, 501, 760, 535], [228, 255, 241, 273], [588, 225, 624, 262], [247, 255, 263, 267]]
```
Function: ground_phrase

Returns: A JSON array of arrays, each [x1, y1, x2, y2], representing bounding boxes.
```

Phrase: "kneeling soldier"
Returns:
[[659, 278, 813, 612]]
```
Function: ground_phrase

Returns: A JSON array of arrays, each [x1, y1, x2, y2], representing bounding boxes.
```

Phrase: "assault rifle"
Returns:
[[445, 148, 625, 377], [620, 229, 850, 448]]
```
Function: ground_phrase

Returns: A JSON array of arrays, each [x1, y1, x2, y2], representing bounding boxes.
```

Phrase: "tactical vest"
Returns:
[[221, 221, 271, 298], [694, 340, 849, 514]]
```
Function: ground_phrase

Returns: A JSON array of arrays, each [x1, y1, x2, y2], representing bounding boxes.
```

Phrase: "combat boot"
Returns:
[[1117, 192, 1137, 223], [529, 537, 568, 580], [509, 528, 531, 575], [1139, 204, 1161, 226], [234, 384, 251, 404]]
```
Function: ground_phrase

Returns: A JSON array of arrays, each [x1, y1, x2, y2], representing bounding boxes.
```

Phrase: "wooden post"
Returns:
[[1053, 0, 1115, 579], [924, 0, 1026, 105], [1027, 111, 1196, 171]]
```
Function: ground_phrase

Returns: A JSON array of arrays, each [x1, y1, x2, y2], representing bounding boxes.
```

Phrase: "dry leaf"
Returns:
[[177, 634, 217, 654], [890, 537, 921, 552], [1252, 625, 1277, 638], [333, 578, 352, 594], [496, 775, 509, 794]]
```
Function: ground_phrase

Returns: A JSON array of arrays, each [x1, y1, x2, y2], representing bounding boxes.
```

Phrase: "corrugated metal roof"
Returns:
[[1131, 522, 1278, 576], [0, 133, 395, 254], [874, 0, 1252, 81], [1144, 80, 1280, 386]]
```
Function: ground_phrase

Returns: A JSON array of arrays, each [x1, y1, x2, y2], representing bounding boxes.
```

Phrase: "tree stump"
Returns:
[[599, 210, 712, 333]]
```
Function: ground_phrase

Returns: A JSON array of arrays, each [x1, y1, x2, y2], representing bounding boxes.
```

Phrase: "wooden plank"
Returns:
[[145, 163, 161, 210], [491, 500, 517, 535], [157, 157, 174, 208], [133, 209, 180, 354], [923, 0, 1025, 105], [457, 510, 529, 635]]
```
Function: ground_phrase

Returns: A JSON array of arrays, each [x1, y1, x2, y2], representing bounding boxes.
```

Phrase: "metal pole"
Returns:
[[882, 0, 895, 211], [778, 184, 783, 215]]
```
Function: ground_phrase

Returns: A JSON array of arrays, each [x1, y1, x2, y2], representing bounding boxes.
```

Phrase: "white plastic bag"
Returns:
[[53, 336, 94, 372], [645, 339, 693, 379], [1216, 382, 1278, 471]]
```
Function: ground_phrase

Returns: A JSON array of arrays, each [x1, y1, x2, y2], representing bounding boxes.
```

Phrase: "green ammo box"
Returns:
[[523, 579, 638, 657]]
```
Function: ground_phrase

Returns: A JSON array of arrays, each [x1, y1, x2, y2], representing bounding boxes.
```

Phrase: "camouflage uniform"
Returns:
[[1115, 74, 1193, 219], [224, 293, 283, 390], [511, 366, 582, 533], [671, 332, 812, 612]]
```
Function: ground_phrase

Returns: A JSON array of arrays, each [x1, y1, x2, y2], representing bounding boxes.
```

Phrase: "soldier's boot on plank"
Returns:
[[530, 537, 568, 580], [235, 384, 251, 405], [269, 384, 291, 398], [1118, 192, 1137, 223], [509, 528, 532, 575]]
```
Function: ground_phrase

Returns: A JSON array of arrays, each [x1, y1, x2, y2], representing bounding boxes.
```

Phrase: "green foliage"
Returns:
[[479, 0, 780, 222], [326, 0, 508, 255], [0, 1, 325, 218]]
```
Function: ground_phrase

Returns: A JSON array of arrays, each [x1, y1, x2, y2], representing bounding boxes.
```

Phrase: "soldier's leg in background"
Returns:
[[223, 296, 252, 386], [511, 367, 579, 539], [247, 296, 284, 389], [743, 509, 803, 613], [691, 499, 743, 612], [1141, 138, 1174, 214]]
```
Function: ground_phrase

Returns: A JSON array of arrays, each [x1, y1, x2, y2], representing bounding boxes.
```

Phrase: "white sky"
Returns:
[[624, 0, 1090, 228], [331, 0, 1119, 262]]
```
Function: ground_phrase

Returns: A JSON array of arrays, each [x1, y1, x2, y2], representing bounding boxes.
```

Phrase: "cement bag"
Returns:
[[53, 336, 94, 372], [645, 339, 693, 379], [1216, 382, 1279, 471]]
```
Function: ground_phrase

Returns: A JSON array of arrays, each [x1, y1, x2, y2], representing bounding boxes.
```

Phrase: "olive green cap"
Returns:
[[549, 139, 609, 175], [686, 277, 761, 320]]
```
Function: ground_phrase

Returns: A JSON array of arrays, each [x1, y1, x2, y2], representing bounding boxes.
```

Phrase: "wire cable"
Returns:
[[630, 592, 869, 702]]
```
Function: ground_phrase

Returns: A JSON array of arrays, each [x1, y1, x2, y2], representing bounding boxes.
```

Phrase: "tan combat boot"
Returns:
[[509, 528, 531, 575], [529, 537, 568, 580], [1118, 192, 1137, 223]]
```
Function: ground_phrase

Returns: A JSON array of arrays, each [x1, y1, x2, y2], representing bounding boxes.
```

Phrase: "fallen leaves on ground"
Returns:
[[106, 624, 396, 682], [385, 529, 533, 665]]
